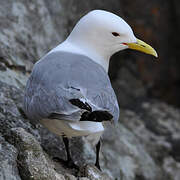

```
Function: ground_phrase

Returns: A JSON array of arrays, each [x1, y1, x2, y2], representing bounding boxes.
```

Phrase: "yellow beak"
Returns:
[[125, 38, 158, 58]]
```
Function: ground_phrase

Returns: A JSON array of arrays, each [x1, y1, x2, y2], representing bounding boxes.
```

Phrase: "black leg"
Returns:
[[62, 137, 79, 169], [95, 140, 101, 170], [63, 137, 71, 162], [53, 137, 78, 169]]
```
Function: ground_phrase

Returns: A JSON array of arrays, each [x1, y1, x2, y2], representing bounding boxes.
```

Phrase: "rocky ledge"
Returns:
[[1, 80, 180, 180]]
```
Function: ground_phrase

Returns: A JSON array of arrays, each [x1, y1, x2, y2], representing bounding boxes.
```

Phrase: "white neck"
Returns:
[[49, 40, 110, 72]]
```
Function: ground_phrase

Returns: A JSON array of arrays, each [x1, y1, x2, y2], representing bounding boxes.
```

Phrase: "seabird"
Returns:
[[23, 10, 157, 170]]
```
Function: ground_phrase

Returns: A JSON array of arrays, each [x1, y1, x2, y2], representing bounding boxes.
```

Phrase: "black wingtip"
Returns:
[[80, 110, 113, 122], [69, 99, 92, 112]]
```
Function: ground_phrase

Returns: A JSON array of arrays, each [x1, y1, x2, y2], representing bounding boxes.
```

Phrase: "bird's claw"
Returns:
[[53, 157, 79, 170]]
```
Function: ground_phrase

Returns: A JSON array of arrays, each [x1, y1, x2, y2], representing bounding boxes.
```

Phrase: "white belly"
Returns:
[[40, 119, 104, 145]]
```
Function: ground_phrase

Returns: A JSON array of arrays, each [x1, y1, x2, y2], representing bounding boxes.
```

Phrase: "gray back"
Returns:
[[24, 51, 119, 122]]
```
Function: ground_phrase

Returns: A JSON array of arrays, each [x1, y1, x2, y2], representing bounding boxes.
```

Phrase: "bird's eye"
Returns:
[[112, 32, 120, 37]]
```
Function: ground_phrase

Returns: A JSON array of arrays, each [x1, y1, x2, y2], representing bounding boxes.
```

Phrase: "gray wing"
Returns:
[[23, 51, 119, 123]]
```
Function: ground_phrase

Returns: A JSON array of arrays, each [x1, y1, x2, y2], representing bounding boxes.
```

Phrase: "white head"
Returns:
[[56, 10, 157, 72]]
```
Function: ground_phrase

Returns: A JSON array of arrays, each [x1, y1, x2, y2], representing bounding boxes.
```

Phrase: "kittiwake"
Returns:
[[23, 10, 158, 170]]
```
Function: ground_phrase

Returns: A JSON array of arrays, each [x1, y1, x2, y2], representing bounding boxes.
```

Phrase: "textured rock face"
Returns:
[[0, 0, 62, 88], [0, 135, 21, 180], [1, 0, 180, 180], [1, 80, 180, 180], [6, 128, 65, 180]]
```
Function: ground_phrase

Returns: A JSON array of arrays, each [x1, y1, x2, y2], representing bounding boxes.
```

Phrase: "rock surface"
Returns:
[[1, 0, 180, 180], [6, 127, 65, 180], [0, 135, 21, 180], [1, 75, 180, 180]]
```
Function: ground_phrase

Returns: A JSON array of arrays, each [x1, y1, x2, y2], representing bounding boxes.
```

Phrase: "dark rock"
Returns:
[[118, 0, 180, 107]]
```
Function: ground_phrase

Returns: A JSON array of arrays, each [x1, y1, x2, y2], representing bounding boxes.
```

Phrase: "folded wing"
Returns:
[[23, 52, 119, 123]]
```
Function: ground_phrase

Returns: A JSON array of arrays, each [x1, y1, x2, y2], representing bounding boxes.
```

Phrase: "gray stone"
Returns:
[[102, 123, 161, 180], [0, 81, 40, 139], [118, 101, 180, 180], [79, 164, 112, 180], [64, 174, 78, 180], [0, 0, 62, 88], [0, 135, 21, 180], [163, 157, 180, 180], [6, 127, 65, 180]]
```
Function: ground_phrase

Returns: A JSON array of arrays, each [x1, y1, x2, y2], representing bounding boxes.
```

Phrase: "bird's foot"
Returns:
[[53, 157, 79, 170], [66, 159, 79, 169], [95, 162, 101, 171]]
